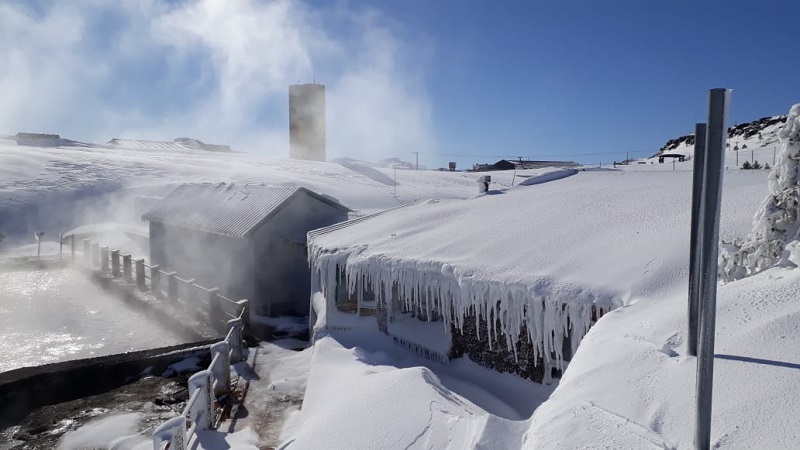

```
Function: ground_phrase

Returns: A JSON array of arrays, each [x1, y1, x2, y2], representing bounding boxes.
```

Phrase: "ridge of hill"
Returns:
[[655, 115, 787, 157]]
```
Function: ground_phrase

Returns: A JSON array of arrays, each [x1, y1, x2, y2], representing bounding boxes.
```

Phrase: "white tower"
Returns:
[[289, 84, 326, 161]]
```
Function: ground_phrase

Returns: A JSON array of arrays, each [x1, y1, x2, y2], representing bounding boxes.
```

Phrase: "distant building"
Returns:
[[14, 132, 62, 146], [142, 183, 350, 316], [289, 84, 326, 162], [472, 159, 579, 171]]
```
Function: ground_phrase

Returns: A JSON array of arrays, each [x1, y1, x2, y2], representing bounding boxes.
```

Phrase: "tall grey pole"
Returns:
[[413, 152, 420, 170], [695, 88, 730, 450], [687, 123, 707, 357]]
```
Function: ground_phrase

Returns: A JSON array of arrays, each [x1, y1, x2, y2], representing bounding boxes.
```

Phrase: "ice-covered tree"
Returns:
[[721, 104, 800, 280]]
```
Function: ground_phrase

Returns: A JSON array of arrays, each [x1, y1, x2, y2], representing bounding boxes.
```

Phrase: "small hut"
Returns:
[[142, 183, 350, 316]]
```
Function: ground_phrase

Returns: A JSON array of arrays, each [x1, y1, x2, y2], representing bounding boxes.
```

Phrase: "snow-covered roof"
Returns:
[[310, 170, 768, 303], [142, 183, 350, 238], [107, 139, 186, 151]]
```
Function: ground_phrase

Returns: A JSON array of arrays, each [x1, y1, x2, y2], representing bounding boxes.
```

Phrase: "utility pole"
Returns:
[[695, 88, 730, 450], [413, 152, 420, 170]]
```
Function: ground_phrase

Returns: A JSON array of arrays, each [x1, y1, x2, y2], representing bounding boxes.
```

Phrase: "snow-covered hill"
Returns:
[[647, 115, 787, 168]]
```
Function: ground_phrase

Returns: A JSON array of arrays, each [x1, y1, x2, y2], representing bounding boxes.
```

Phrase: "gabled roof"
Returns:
[[142, 183, 351, 238]]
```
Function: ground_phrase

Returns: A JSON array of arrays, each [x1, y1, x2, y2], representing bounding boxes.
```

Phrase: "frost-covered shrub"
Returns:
[[721, 104, 800, 280], [742, 161, 753, 170]]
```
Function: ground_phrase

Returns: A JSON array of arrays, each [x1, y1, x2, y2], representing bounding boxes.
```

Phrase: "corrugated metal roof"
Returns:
[[142, 183, 348, 238]]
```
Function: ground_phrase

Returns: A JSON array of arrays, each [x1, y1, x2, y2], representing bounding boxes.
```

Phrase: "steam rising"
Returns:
[[0, 0, 434, 160]]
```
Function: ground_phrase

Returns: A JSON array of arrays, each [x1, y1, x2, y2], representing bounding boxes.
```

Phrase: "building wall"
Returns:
[[253, 192, 348, 316], [449, 312, 548, 383], [289, 84, 326, 162], [148, 222, 254, 305]]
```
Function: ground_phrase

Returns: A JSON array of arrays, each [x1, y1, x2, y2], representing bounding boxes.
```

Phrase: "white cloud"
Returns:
[[0, 0, 435, 161]]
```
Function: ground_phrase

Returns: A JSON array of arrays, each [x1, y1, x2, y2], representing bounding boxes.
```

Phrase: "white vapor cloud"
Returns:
[[0, 0, 435, 161]]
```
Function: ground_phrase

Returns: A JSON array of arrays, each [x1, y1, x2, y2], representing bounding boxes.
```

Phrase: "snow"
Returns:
[[58, 412, 260, 450], [721, 104, 800, 279], [309, 169, 768, 379], [284, 334, 553, 450], [57, 413, 144, 450], [523, 265, 800, 449], [2, 119, 799, 449]]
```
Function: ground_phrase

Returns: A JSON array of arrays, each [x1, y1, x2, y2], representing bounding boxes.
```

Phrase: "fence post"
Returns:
[[123, 255, 132, 282], [151, 265, 161, 297], [208, 288, 222, 330], [166, 272, 178, 303], [91, 243, 100, 267], [100, 246, 110, 272], [210, 341, 231, 396], [151, 416, 187, 450], [236, 299, 251, 339], [111, 249, 120, 277], [187, 370, 214, 431], [83, 239, 91, 265], [183, 279, 196, 306], [695, 88, 730, 450], [70, 234, 75, 261], [136, 259, 146, 289], [688, 123, 707, 357], [83, 239, 92, 267], [227, 318, 244, 363]]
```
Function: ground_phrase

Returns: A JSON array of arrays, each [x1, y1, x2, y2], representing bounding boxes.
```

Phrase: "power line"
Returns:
[[435, 150, 654, 159]]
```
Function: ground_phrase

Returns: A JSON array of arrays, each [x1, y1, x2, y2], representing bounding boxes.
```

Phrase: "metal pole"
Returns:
[[695, 88, 730, 450], [773, 147, 776, 166], [751, 149, 754, 165], [687, 123, 707, 357]]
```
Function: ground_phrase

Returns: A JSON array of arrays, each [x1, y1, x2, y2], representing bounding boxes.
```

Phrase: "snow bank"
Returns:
[[57, 413, 145, 450], [721, 103, 800, 279], [515, 168, 579, 186], [283, 336, 529, 449], [524, 265, 800, 449]]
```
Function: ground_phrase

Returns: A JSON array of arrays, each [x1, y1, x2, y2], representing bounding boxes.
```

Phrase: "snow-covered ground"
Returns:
[[2, 128, 799, 449]]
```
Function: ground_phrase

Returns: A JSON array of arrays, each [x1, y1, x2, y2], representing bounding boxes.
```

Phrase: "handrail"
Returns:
[[64, 235, 251, 449], [152, 319, 246, 449]]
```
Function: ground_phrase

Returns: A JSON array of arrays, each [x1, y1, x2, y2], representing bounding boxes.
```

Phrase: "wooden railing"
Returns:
[[151, 315, 247, 449], [60, 234, 252, 449], [65, 235, 250, 336]]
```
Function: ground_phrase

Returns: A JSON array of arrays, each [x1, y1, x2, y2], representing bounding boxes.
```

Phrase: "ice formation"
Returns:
[[309, 243, 615, 381], [721, 103, 800, 280]]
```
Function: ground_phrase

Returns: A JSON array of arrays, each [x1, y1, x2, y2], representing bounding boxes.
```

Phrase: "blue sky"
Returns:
[[2, 1, 798, 168]]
